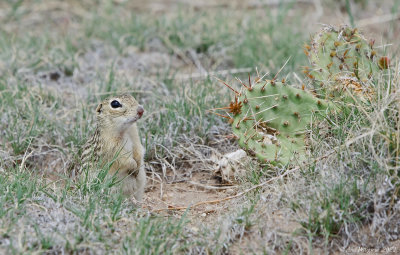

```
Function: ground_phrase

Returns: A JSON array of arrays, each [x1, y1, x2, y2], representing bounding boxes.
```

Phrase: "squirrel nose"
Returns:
[[137, 105, 144, 117]]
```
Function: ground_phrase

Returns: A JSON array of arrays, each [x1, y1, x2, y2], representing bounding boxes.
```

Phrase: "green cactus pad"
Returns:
[[227, 80, 329, 165], [304, 25, 387, 99]]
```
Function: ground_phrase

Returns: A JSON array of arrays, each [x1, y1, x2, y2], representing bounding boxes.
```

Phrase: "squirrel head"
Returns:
[[96, 94, 144, 133]]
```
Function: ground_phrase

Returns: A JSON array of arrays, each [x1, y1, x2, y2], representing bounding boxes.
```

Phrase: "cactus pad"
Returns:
[[216, 78, 329, 165], [304, 25, 388, 99]]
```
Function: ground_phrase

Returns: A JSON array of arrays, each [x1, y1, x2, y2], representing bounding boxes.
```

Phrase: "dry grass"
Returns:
[[0, 0, 400, 254]]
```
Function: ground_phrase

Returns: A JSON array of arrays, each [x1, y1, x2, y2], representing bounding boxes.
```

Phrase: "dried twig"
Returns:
[[175, 67, 253, 80], [187, 181, 236, 190]]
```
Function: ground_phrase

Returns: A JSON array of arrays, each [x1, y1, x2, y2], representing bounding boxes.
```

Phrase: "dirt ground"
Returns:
[[1, 0, 400, 253]]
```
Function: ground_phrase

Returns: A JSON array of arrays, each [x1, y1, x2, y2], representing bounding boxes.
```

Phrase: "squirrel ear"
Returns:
[[96, 103, 103, 113]]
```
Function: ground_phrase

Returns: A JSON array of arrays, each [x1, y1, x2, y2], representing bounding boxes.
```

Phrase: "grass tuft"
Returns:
[[1, 0, 399, 253]]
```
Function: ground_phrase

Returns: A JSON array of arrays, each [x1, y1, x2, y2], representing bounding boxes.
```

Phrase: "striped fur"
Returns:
[[80, 127, 101, 171]]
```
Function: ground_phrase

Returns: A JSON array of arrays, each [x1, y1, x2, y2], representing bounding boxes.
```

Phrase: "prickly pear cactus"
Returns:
[[215, 78, 329, 164], [304, 25, 389, 99]]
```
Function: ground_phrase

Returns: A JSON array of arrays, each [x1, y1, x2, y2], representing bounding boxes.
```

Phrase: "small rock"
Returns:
[[212, 149, 247, 184]]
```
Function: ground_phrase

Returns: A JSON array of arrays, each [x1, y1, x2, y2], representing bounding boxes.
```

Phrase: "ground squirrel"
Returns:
[[80, 94, 146, 201]]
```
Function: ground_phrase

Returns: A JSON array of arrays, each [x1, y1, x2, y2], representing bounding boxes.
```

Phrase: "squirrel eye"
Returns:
[[110, 100, 122, 108]]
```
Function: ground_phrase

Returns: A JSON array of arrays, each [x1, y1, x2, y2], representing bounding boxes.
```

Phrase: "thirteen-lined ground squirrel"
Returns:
[[81, 94, 146, 201]]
